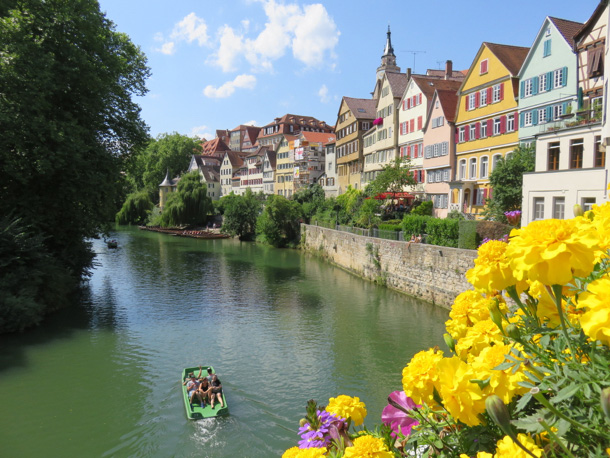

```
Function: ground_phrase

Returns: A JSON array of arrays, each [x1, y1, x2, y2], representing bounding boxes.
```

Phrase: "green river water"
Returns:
[[0, 226, 449, 457]]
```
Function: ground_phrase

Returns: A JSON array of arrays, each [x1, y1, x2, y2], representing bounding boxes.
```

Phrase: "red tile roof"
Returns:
[[343, 97, 378, 119], [435, 89, 459, 124], [411, 76, 462, 101], [484, 42, 530, 76], [549, 17, 584, 48], [299, 131, 336, 145]]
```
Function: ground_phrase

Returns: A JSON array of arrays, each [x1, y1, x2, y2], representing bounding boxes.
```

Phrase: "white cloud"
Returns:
[[203, 74, 257, 98], [190, 125, 212, 139], [318, 84, 329, 103], [157, 41, 176, 55], [208, 0, 339, 72], [171, 13, 209, 46]]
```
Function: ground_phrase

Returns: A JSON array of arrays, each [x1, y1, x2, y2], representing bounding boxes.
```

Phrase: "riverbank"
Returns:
[[301, 223, 476, 309]]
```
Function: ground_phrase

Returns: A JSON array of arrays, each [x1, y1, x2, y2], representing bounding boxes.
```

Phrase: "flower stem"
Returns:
[[548, 284, 576, 357], [530, 388, 596, 434], [537, 418, 575, 458]]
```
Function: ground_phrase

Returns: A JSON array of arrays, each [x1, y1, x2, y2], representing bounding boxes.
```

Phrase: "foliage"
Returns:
[[458, 220, 479, 249], [0, 216, 73, 333], [221, 189, 262, 241], [426, 218, 459, 248], [476, 221, 512, 244], [378, 223, 402, 232], [312, 197, 343, 226], [159, 172, 212, 227], [125, 132, 202, 197], [365, 157, 416, 201], [335, 186, 364, 224], [447, 209, 466, 220], [484, 146, 535, 223], [402, 215, 432, 238], [284, 203, 610, 457], [257, 194, 303, 248], [0, 0, 150, 331], [353, 198, 382, 228], [411, 200, 434, 216], [293, 184, 326, 224], [115, 189, 154, 225]]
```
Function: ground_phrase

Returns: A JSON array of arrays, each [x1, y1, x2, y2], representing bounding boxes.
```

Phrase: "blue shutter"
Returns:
[[562, 102, 568, 114], [546, 72, 553, 91], [532, 76, 539, 95], [520, 81, 525, 99], [546, 106, 553, 120], [562, 67, 567, 87], [532, 110, 539, 125], [519, 112, 525, 128]]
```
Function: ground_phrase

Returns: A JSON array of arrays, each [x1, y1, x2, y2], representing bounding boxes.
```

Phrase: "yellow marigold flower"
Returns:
[[455, 319, 504, 360], [586, 202, 610, 261], [436, 356, 485, 426], [466, 240, 523, 292], [506, 219, 599, 286], [326, 395, 367, 426], [460, 454, 493, 458], [446, 291, 497, 340], [470, 343, 529, 404], [402, 348, 444, 406], [343, 434, 393, 458], [494, 433, 543, 457], [282, 447, 327, 458], [577, 277, 610, 347]]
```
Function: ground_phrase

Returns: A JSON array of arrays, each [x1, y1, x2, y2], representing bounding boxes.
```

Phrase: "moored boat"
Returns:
[[182, 366, 228, 420]]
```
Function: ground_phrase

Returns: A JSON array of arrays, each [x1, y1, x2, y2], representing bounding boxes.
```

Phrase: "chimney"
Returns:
[[445, 60, 453, 79], [406, 67, 411, 79]]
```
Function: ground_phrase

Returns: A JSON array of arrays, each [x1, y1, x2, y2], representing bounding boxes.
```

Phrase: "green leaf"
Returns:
[[552, 383, 581, 403]]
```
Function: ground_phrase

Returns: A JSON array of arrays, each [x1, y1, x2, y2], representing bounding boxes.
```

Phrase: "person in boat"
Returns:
[[209, 374, 224, 409], [197, 376, 212, 407], [183, 371, 204, 407]]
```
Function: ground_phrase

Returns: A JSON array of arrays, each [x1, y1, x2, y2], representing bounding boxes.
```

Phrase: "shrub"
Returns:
[[476, 220, 512, 243], [426, 218, 459, 247], [402, 215, 431, 238], [458, 220, 478, 249], [411, 200, 433, 216], [377, 223, 401, 232]]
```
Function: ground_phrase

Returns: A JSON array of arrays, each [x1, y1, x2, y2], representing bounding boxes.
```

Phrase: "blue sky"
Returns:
[[98, 0, 597, 140]]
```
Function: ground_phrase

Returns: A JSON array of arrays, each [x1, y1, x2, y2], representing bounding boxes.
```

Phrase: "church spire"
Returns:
[[383, 25, 394, 57], [376, 24, 400, 82]]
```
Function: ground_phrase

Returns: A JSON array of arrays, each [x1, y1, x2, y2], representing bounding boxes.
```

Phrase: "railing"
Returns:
[[314, 222, 405, 241]]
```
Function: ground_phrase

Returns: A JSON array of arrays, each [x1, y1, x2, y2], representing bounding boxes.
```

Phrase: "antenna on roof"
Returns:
[[436, 60, 443, 70], [401, 50, 426, 73]]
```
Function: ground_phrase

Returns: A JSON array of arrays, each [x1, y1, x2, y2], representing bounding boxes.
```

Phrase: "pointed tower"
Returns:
[[376, 25, 401, 82], [159, 169, 173, 211]]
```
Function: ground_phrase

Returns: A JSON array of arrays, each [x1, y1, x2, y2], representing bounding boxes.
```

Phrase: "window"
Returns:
[[459, 159, 466, 180], [595, 136, 605, 167], [492, 154, 502, 171], [524, 79, 533, 97], [480, 156, 489, 178], [459, 127, 465, 143], [524, 111, 532, 126], [552, 104, 564, 120], [480, 89, 487, 106], [480, 59, 488, 74], [543, 39, 552, 57], [539, 73, 547, 93], [553, 68, 564, 88], [533, 197, 545, 220], [538, 108, 547, 124], [548, 142, 560, 170], [470, 124, 476, 140], [570, 139, 583, 169], [492, 83, 502, 103], [507, 114, 515, 132], [468, 93, 476, 110], [475, 189, 486, 206], [553, 197, 565, 219], [480, 121, 487, 138], [493, 118, 502, 135], [582, 197, 596, 212], [588, 47, 604, 78], [469, 158, 477, 179]]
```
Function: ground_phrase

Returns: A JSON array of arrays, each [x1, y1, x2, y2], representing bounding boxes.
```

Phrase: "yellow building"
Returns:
[[451, 42, 529, 217], [274, 134, 297, 198]]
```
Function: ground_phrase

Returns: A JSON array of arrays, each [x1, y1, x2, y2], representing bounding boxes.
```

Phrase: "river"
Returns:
[[0, 226, 449, 457]]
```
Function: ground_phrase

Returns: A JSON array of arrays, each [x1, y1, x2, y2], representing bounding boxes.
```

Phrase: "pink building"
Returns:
[[422, 88, 459, 218]]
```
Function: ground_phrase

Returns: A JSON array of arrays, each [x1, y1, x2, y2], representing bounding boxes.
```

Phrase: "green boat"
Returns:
[[181, 366, 228, 420]]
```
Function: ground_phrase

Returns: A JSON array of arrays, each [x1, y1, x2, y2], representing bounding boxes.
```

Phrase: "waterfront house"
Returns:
[[187, 155, 221, 201], [521, 1, 609, 225], [256, 114, 333, 150], [293, 131, 336, 192], [319, 140, 338, 198], [336, 97, 376, 193], [219, 151, 248, 197], [262, 149, 277, 195], [242, 146, 268, 195], [229, 125, 261, 153], [451, 42, 529, 217], [422, 88, 460, 217], [201, 136, 230, 160], [275, 134, 297, 198]]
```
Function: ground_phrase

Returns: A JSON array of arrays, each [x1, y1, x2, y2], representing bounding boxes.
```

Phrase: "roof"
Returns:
[[259, 113, 332, 133], [342, 97, 378, 119], [386, 72, 409, 98], [264, 150, 277, 169], [411, 76, 462, 101], [201, 137, 230, 155], [299, 131, 336, 145], [574, 0, 609, 46], [549, 16, 584, 48], [200, 166, 219, 183], [426, 69, 466, 79], [435, 89, 460, 124], [484, 42, 530, 76], [223, 150, 248, 168]]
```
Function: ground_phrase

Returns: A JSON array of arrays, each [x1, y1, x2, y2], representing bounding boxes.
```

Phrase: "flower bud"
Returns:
[[299, 418, 308, 428], [488, 299, 504, 333], [443, 333, 456, 353], [601, 387, 610, 421], [573, 204, 583, 217], [505, 323, 521, 341], [485, 395, 512, 435]]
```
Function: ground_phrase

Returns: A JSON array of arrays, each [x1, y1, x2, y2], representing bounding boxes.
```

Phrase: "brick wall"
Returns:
[[301, 224, 477, 309]]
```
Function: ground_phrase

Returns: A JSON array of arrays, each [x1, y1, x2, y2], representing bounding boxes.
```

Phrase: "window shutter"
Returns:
[[418, 94, 422, 105], [414, 144, 418, 157], [561, 66, 567, 86], [500, 115, 506, 134], [546, 72, 553, 91], [407, 145, 411, 157], [488, 188, 493, 199], [487, 118, 493, 132], [464, 125, 470, 142], [422, 170, 425, 182], [499, 83, 504, 101], [402, 100, 406, 110], [407, 98, 411, 109], [465, 96, 469, 111], [417, 116, 422, 130], [519, 112, 525, 128], [410, 119, 415, 132], [455, 130, 459, 144], [532, 76, 539, 95], [483, 188, 488, 200], [475, 91, 480, 107], [532, 110, 539, 125], [520, 81, 525, 99], [562, 101, 568, 113], [487, 87, 493, 101], [514, 111, 519, 131], [546, 105, 553, 120], [473, 189, 478, 203], [475, 122, 481, 139]]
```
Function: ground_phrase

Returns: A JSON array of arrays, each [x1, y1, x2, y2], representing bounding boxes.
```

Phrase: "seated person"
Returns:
[[197, 377, 212, 407], [183, 372, 203, 407], [210, 374, 224, 409]]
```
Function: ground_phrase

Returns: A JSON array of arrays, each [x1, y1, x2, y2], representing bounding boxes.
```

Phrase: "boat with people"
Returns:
[[182, 366, 228, 420], [107, 239, 118, 248]]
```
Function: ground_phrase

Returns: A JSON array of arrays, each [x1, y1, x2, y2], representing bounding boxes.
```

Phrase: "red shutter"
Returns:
[[514, 111, 519, 131], [402, 100, 405, 110], [488, 188, 493, 198], [475, 91, 480, 108], [410, 119, 415, 132], [475, 122, 480, 139], [414, 144, 419, 157], [487, 118, 493, 132], [487, 87, 493, 102], [465, 96, 469, 111], [413, 96, 417, 106], [418, 93, 422, 105], [455, 130, 459, 144], [421, 170, 425, 182], [500, 115, 506, 134], [499, 83, 504, 101], [473, 189, 478, 204], [417, 116, 423, 130], [407, 98, 411, 109], [464, 125, 470, 142], [413, 170, 417, 182], [407, 145, 411, 157], [483, 188, 488, 200]]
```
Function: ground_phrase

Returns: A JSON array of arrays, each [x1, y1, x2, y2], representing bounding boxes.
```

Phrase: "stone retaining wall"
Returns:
[[301, 224, 477, 309]]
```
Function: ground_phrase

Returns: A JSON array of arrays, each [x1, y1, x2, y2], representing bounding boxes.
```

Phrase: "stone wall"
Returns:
[[301, 224, 477, 309]]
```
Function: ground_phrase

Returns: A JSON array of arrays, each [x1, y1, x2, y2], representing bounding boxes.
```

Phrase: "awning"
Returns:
[[374, 192, 414, 200]]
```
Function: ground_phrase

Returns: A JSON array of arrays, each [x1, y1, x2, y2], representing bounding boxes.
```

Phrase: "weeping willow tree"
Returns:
[[159, 172, 212, 227], [116, 189, 154, 225]]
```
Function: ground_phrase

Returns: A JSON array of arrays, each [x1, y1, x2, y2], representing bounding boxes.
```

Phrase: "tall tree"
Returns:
[[257, 194, 303, 248], [160, 172, 213, 227], [221, 189, 262, 241], [0, 0, 150, 328], [484, 145, 535, 223], [365, 157, 416, 202]]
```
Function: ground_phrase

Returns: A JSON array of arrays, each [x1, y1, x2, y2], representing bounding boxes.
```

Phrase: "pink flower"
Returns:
[[381, 391, 420, 438]]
